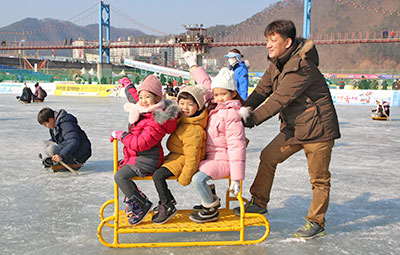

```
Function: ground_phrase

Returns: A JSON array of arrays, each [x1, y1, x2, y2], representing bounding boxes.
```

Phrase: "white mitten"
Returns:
[[229, 180, 241, 196], [183, 51, 197, 68]]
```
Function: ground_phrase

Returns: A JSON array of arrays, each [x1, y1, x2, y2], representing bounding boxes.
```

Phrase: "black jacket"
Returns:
[[50, 109, 92, 164], [20, 87, 33, 102]]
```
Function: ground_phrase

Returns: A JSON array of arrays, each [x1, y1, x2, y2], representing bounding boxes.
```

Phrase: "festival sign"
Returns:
[[325, 73, 380, 79], [380, 74, 400, 80], [248, 72, 264, 77], [330, 89, 399, 105], [54, 84, 121, 97], [0, 83, 24, 94]]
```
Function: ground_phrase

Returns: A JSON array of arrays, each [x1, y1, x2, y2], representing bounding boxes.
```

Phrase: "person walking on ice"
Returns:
[[235, 20, 340, 239], [111, 75, 179, 225], [224, 48, 249, 99]]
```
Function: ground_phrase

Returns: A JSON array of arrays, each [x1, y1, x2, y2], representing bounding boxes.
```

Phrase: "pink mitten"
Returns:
[[110, 130, 126, 142]]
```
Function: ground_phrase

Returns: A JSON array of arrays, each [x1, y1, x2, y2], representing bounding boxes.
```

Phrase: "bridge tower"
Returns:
[[303, 0, 311, 38], [99, 1, 110, 63], [98, 1, 112, 81]]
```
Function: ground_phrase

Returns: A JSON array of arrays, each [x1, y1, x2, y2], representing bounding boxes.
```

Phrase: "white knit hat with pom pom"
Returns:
[[211, 67, 236, 91]]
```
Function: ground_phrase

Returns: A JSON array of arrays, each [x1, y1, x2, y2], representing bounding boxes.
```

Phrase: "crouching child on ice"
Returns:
[[372, 100, 390, 118], [111, 75, 179, 225], [151, 84, 208, 224], [33, 82, 47, 102], [37, 107, 92, 170], [183, 52, 248, 223], [16, 83, 33, 103]]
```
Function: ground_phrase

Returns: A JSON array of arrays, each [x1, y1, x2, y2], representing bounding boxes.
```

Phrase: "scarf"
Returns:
[[124, 99, 165, 124]]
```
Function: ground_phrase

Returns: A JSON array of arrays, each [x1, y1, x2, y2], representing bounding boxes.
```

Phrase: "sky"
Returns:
[[0, 0, 282, 35]]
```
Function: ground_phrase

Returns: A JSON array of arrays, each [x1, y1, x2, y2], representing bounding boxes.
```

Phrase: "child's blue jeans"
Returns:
[[192, 170, 214, 205], [39, 140, 74, 164]]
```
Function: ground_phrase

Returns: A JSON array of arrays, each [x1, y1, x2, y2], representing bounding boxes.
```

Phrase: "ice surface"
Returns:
[[0, 94, 399, 255]]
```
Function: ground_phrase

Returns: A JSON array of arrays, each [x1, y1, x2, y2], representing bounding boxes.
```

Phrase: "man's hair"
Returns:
[[264, 20, 296, 41], [177, 91, 198, 107], [230, 48, 244, 58], [37, 107, 54, 124]]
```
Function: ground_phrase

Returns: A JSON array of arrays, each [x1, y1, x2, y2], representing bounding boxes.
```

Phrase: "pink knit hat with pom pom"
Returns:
[[138, 75, 163, 98]]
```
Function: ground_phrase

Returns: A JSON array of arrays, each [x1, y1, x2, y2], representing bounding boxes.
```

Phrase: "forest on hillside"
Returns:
[[208, 0, 400, 71]]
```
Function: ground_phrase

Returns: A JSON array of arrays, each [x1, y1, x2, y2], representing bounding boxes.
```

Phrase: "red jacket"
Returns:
[[120, 100, 179, 172]]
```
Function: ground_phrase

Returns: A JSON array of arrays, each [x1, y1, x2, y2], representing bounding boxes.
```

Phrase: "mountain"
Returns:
[[0, 17, 146, 42], [208, 0, 400, 71]]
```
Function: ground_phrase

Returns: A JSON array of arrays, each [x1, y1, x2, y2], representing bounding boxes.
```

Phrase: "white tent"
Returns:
[[80, 67, 87, 75], [88, 68, 96, 76]]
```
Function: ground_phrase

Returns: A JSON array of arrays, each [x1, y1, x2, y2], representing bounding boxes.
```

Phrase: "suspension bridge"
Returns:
[[1, 34, 400, 51], [0, 0, 399, 77], [0, 1, 399, 52]]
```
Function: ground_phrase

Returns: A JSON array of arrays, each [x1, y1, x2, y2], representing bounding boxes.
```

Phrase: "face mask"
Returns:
[[228, 58, 237, 66]]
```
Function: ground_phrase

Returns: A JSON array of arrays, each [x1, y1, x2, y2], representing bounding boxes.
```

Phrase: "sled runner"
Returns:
[[371, 101, 390, 121], [97, 139, 270, 248], [50, 163, 81, 174], [371, 115, 389, 121]]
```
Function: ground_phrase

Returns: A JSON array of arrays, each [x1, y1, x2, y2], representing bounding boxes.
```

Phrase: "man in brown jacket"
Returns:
[[234, 20, 340, 239]]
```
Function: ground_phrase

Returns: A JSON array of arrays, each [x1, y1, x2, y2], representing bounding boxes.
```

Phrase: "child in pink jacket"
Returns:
[[111, 75, 179, 225], [183, 52, 248, 223]]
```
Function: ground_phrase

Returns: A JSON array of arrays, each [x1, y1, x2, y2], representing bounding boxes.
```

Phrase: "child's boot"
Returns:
[[192, 184, 217, 211], [124, 196, 141, 218], [151, 201, 177, 224], [128, 189, 153, 225], [153, 193, 177, 213], [189, 198, 220, 223]]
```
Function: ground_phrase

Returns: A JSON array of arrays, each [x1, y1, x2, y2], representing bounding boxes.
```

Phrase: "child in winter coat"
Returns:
[[151, 84, 208, 224], [372, 100, 390, 117], [37, 107, 92, 168], [118, 76, 139, 103], [183, 52, 247, 223], [33, 82, 47, 102], [16, 83, 33, 103], [112, 75, 179, 225]]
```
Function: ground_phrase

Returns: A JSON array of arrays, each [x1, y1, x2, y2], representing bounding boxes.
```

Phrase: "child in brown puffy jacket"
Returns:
[[151, 84, 208, 224]]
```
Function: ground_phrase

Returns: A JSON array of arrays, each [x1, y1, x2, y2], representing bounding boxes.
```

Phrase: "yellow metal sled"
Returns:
[[371, 114, 389, 121], [97, 140, 270, 248]]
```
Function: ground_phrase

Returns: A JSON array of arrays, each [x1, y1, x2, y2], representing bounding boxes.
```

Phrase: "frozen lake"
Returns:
[[1, 94, 399, 255]]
